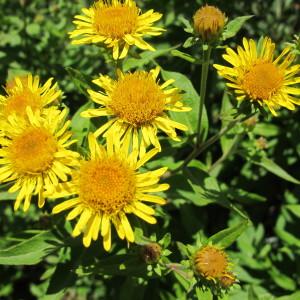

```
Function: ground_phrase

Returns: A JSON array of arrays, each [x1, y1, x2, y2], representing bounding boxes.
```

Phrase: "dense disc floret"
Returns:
[[214, 37, 300, 115], [51, 134, 169, 251], [69, 0, 164, 59], [0, 74, 61, 119], [0, 108, 79, 211], [79, 157, 136, 214], [193, 5, 226, 42], [81, 67, 190, 156], [194, 245, 229, 281]]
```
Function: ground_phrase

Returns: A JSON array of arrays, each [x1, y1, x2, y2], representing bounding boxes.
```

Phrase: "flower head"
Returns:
[[140, 242, 162, 264], [81, 67, 190, 156], [219, 272, 236, 289], [0, 108, 79, 211], [194, 245, 229, 281], [0, 74, 61, 119], [193, 5, 226, 42], [69, 0, 164, 59], [214, 37, 300, 115], [51, 134, 169, 251]]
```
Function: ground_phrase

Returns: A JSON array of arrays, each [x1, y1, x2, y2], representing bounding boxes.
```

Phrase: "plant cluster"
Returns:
[[1, 1, 300, 299]]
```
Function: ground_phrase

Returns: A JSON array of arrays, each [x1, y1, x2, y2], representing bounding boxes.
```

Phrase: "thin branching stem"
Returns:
[[171, 112, 256, 174], [196, 45, 212, 146]]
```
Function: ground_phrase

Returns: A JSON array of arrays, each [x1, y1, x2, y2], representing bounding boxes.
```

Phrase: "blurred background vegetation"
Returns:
[[0, 0, 300, 299]]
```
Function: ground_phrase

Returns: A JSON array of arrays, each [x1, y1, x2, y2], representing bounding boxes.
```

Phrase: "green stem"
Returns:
[[196, 46, 212, 146], [208, 132, 245, 174], [171, 112, 256, 174], [213, 295, 218, 300]]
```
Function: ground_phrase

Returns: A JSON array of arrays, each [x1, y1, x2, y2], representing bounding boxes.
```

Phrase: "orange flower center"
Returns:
[[194, 246, 228, 279], [2, 88, 42, 118], [93, 4, 138, 39], [109, 72, 166, 126], [79, 157, 136, 214], [242, 61, 284, 100], [9, 128, 57, 174]]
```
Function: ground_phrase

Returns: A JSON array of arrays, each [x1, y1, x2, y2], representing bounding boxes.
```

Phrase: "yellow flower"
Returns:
[[219, 272, 237, 289], [214, 37, 300, 115], [0, 108, 79, 211], [194, 245, 230, 281], [193, 5, 226, 42], [0, 74, 61, 119], [81, 67, 190, 156], [51, 133, 169, 251], [69, 0, 164, 59]]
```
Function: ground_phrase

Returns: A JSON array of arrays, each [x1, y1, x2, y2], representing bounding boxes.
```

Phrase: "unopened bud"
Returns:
[[219, 272, 237, 288], [140, 243, 162, 264], [256, 137, 267, 150], [194, 245, 229, 280], [193, 5, 226, 42]]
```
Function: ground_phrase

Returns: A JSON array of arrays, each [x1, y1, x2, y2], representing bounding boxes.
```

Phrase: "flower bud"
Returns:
[[193, 5, 226, 42], [140, 243, 162, 264], [219, 272, 237, 288], [194, 245, 228, 280], [256, 137, 268, 150]]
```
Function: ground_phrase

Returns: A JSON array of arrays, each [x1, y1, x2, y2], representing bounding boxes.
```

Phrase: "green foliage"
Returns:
[[1, 0, 300, 299]]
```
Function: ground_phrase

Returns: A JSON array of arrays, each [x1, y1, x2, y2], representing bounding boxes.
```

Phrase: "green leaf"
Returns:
[[248, 286, 259, 300], [71, 101, 94, 146], [26, 23, 41, 36], [183, 37, 196, 48], [285, 205, 300, 218], [208, 220, 249, 248], [277, 291, 300, 300], [222, 16, 254, 41], [76, 254, 147, 277], [0, 231, 61, 265], [220, 91, 241, 153], [123, 46, 178, 72], [0, 191, 17, 201], [253, 123, 280, 137], [179, 16, 194, 34], [253, 157, 300, 184], [171, 50, 197, 63], [275, 215, 300, 247], [225, 187, 267, 203], [269, 267, 296, 291], [161, 69, 208, 138], [195, 287, 213, 300], [65, 67, 93, 97]]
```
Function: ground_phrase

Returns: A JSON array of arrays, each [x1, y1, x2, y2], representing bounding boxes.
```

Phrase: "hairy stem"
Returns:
[[171, 112, 256, 174], [196, 46, 212, 146]]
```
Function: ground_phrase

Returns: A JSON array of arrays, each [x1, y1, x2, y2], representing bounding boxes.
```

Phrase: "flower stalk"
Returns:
[[196, 45, 212, 146]]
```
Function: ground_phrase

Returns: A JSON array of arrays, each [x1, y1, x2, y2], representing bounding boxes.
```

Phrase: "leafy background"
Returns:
[[0, 0, 300, 299]]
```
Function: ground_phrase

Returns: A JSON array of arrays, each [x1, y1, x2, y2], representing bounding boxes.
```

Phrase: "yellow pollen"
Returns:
[[79, 157, 136, 214], [193, 5, 226, 41], [194, 246, 228, 279], [109, 72, 166, 126], [9, 128, 57, 174], [93, 4, 138, 39], [242, 61, 284, 100], [3, 89, 43, 117]]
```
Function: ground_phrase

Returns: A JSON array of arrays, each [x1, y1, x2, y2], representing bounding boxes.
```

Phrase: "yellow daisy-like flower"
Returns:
[[81, 67, 190, 156], [69, 0, 164, 59], [0, 108, 79, 211], [0, 74, 61, 119], [193, 245, 230, 282], [51, 133, 169, 251], [214, 37, 300, 115]]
